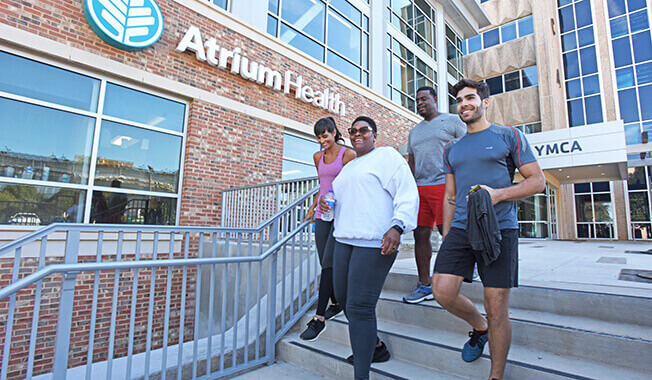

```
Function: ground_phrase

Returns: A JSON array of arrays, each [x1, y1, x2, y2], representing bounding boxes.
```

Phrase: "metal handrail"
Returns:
[[220, 176, 318, 192], [0, 183, 320, 380]]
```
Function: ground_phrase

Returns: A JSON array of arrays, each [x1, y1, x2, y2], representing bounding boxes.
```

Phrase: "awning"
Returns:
[[524, 121, 628, 184]]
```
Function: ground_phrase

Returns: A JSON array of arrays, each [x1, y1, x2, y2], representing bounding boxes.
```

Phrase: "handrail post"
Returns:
[[266, 218, 279, 365], [52, 229, 81, 379]]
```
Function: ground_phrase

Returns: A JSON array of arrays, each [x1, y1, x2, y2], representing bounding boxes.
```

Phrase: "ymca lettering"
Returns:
[[534, 141, 582, 156]]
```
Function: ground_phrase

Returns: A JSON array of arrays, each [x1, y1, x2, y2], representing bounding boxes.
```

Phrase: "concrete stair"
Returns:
[[244, 273, 652, 379]]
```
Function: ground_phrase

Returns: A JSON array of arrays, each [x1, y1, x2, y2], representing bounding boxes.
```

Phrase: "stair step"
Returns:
[[232, 361, 332, 380], [383, 273, 652, 327], [305, 313, 649, 380], [277, 332, 464, 380], [376, 290, 651, 372]]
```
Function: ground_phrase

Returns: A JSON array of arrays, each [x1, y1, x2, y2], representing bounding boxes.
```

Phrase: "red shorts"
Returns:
[[417, 184, 445, 228]]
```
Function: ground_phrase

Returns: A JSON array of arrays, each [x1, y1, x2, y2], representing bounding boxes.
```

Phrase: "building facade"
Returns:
[[462, 0, 652, 241]]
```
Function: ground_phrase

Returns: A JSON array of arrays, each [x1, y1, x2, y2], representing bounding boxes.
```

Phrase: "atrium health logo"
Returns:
[[83, 0, 164, 51]]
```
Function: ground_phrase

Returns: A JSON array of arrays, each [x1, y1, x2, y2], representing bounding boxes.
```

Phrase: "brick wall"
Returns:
[[0, 0, 418, 377]]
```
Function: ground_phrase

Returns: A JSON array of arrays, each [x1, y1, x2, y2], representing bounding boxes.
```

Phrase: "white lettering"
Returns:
[[218, 47, 234, 69], [204, 37, 219, 66], [240, 57, 258, 80], [231, 48, 242, 74], [257, 65, 283, 90], [175, 26, 206, 62], [284, 71, 303, 99], [301, 85, 314, 103]]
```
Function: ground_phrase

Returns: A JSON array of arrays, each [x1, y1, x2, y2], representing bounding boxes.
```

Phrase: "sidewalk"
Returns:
[[394, 238, 652, 297]]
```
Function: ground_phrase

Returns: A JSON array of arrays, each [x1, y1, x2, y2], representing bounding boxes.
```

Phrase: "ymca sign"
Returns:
[[533, 140, 582, 156], [176, 26, 347, 116]]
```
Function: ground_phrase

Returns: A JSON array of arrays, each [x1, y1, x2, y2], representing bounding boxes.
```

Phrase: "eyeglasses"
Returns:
[[347, 126, 373, 135]]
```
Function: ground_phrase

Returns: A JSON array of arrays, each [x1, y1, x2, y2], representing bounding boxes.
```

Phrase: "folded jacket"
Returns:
[[467, 188, 502, 266]]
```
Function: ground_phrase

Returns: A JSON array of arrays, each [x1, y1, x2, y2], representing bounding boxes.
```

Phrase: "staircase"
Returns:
[[263, 272, 652, 379]]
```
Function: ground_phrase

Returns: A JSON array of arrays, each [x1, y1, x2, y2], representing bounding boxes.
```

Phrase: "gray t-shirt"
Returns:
[[407, 113, 466, 186], [443, 124, 537, 230]]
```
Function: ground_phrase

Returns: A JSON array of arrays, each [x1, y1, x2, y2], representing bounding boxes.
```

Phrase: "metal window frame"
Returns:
[[0, 47, 189, 226], [462, 15, 534, 55], [387, 0, 437, 61], [625, 166, 652, 240], [572, 181, 616, 240]]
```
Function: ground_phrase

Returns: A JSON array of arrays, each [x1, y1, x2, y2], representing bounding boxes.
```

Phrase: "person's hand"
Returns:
[[318, 196, 332, 214], [380, 227, 401, 255], [303, 206, 315, 222], [478, 185, 501, 205]]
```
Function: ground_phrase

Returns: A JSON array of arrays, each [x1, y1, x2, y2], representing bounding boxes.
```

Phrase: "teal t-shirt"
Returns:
[[443, 124, 537, 229]]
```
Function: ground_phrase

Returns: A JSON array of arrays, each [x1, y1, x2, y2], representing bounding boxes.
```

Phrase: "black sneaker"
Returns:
[[345, 341, 391, 364], [324, 304, 343, 320], [299, 318, 326, 341]]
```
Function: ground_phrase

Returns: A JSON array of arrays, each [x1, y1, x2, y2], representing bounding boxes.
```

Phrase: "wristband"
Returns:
[[391, 224, 404, 235]]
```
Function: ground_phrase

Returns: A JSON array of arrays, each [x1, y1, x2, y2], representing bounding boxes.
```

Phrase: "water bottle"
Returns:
[[322, 190, 335, 221], [41, 166, 50, 181]]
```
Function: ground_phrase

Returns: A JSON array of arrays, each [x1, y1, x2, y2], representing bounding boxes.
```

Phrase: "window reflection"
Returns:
[[0, 98, 94, 184], [0, 183, 85, 225], [103, 83, 185, 133], [91, 190, 176, 225], [280, 0, 325, 42], [0, 51, 100, 112], [95, 120, 182, 193]]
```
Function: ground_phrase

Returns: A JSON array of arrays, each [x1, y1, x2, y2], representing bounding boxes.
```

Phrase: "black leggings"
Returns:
[[333, 241, 397, 380], [315, 219, 337, 316]]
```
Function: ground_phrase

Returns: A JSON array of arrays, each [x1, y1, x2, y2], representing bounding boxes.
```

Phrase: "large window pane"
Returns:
[[564, 51, 580, 78], [610, 16, 629, 39], [282, 160, 316, 180], [501, 23, 517, 42], [575, 194, 593, 222], [0, 183, 86, 225], [103, 84, 185, 133], [618, 88, 640, 122], [327, 10, 361, 64], [467, 35, 481, 54], [584, 95, 603, 125], [486, 76, 503, 95], [577, 26, 595, 47], [575, 0, 592, 29], [283, 134, 319, 165], [504, 72, 521, 92], [612, 37, 633, 68], [518, 16, 534, 37], [582, 75, 600, 95], [330, 0, 361, 24], [95, 121, 182, 193], [607, 0, 626, 18], [522, 66, 539, 87], [568, 98, 585, 126], [0, 51, 100, 112], [627, 167, 647, 190], [559, 6, 576, 33], [629, 192, 650, 221], [632, 31, 652, 63], [280, 23, 324, 61], [327, 50, 361, 82], [91, 191, 176, 224], [483, 29, 499, 48], [0, 98, 94, 184], [636, 62, 652, 85], [562, 32, 577, 52], [639, 85, 652, 121], [280, 0, 325, 42], [629, 10, 649, 34], [579, 46, 598, 75]]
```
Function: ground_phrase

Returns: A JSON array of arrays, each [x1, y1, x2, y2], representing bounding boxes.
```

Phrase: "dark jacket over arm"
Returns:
[[467, 189, 502, 266]]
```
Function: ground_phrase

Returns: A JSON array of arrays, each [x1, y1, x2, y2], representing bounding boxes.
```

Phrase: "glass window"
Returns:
[[504, 72, 521, 92], [582, 75, 600, 95], [607, 0, 627, 18], [577, 26, 595, 47], [483, 29, 500, 48], [282, 133, 319, 180], [579, 46, 598, 75], [267, 15, 278, 35], [486, 76, 503, 95], [613, 37, 633, 68], [627, 0, 646, 12], [0, 98, 95, 185], [327, 50, 361, 82], [280, 0, 325, 42], [610, 16, 629, 38], [618, 88, 640, 122], [103, 83, 186, 133], [330, 0, 361, 24], [269, 0, 278, 14], [518, 16, 534, 37], [632, 31, 652, 63], [616, 67, 635, 88], [562, 32, 577, 52], [575, 194, 593, 221], [559, 6, 576, 33], [636, 62, 652, 85], [574, 0, 592, 29], [0, 183, 86, 225], [567, 78, 582, 98], [467, 35, 481, 54], [628, 167, 647, 190], [639, 85, 652, 121], [522, 66, 539, 87], [568, 98, 585, 126], [501, 23, 517, 42], [90, 191, 176, 224], [624, 122, 642, 144], [0, 51, 100, 112], [327, 10, 361, 64], [388, 0, 436, 60], [564, 51, 580, 78], [629, 10, 649, 33], [211, 0, 228, 9], [94, 120, 182, 193], [584, 95, 603, 125], [280, 23, 325, 61]]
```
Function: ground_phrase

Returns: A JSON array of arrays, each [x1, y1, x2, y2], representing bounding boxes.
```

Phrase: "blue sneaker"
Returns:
[[402, 284, 434, 304], [462, 329, 488, 362]]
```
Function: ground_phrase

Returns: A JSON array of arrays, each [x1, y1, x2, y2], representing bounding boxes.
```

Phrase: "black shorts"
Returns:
[[434, 227, 519, 288]]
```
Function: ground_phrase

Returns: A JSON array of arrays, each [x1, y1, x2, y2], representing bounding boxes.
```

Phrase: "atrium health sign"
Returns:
[[83, 0, 164, 51], [176, 26, 347, 116]]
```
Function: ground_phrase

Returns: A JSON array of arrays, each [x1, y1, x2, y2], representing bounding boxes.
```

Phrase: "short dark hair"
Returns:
[[351, 116, 377, 132], [314, 116, 344, 143], [451, 79, 490, 100], [416, 86, 437, 98]]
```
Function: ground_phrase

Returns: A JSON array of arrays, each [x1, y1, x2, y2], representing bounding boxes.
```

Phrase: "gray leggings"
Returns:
[[332, 241, 397, 380]]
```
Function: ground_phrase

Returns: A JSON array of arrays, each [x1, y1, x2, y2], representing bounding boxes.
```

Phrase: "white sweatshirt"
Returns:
[[331, 147, 419, 248]]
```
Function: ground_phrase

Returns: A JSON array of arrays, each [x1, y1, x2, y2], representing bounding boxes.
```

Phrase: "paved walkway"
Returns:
[[394, 238, 652, 297]]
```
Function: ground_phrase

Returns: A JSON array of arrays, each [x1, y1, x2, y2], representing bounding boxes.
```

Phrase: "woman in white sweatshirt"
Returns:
[[319, 116, 419, 380]]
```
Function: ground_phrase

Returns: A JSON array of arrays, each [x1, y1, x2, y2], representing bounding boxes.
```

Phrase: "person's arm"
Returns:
[[442, 173, 456, 238], [479, 161, 545, 204], [342, 148, 356, 165], [408, 154, 415, 176], [380, 155, 419, 255], [303, 152, 321, 222]]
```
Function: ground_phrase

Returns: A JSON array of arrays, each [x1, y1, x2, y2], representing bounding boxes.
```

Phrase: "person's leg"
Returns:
[[414, 225, 433, 285], [332, 241, 352, 317], [484, 287, 511, 379], [322, 223, 340, 307], [346, 247, 397, 380], [314, 220, 333, 318], [432, 273, 487, 331]]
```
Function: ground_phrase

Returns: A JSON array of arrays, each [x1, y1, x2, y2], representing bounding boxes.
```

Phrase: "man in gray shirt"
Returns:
[[403, 86, 466, 304]]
